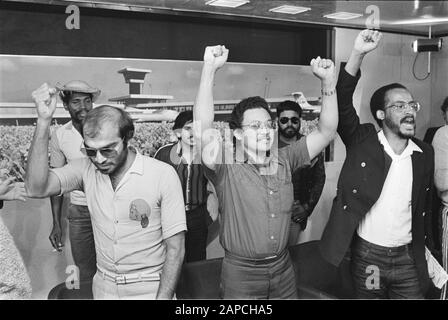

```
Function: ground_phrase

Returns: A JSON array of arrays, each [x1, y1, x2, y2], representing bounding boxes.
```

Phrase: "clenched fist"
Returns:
[[203, 45, 229, 71], [31, 83, 58, 121], [310, 57, 335, 84], [354, 29, 382, 55]]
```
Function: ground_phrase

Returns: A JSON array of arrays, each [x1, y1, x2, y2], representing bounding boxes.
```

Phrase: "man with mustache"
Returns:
[[320, 29, 435, 299], [276, 100, 326, 245], [26, 86, 186, 299], [194, 45, 338, 299], [48, 80, 100, 285]]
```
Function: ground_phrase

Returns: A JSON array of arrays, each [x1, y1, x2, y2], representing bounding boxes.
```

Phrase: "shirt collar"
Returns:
[[377, 130, 422, 159], [127, 147, 144, 175]]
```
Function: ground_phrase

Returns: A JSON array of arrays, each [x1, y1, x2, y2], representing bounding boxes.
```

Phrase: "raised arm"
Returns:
[[305, 57, 338, 160], [26, 83, 62, 198], [337, 30, 382, 145], [193, 45, 228, 170]]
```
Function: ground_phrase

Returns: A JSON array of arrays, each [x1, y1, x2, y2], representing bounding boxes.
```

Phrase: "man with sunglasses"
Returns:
[[48, 80, 100, 287], [319, 29, 435, 299], [26, 85, 187, 299], [194, 45, 338, 299], [276, 100, 326, 246]]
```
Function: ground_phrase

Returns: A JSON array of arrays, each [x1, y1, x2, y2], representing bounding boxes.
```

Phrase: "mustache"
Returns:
[[400, 116, 415, 124]]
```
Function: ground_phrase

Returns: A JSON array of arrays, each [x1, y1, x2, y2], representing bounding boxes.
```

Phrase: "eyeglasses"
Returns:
[[241, 120, 277, 130], [385, 101, 421, 113], [83, 139, 123, 158], [279, 117, 300, 125]]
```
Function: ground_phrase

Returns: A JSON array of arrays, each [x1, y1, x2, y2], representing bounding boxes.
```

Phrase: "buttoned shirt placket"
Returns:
[[109, 171, 132, 273]]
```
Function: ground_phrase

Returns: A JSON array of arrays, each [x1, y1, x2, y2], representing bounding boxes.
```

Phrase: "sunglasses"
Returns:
[[279, 117, 300, 125], [83, 139, 123, 158]]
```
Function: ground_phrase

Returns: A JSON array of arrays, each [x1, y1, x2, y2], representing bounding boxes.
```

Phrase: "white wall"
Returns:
[[430, 36, 448, 127]]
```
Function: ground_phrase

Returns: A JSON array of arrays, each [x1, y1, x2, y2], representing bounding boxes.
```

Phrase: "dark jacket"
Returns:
[[319, 66, 435, 294], [279, 135, 326, 230]]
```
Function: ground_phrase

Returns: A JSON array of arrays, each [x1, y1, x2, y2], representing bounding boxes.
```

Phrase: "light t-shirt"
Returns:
[[50, 150, 187, 275]]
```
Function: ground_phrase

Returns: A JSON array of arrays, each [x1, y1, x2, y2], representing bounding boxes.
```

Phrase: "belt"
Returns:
[[224, 249, 287, 265], [97, 268, 160, 285], [354, 234, 412, 253]]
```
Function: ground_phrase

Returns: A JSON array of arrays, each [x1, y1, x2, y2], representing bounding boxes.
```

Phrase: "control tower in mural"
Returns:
[[109, 67, 179, 122]]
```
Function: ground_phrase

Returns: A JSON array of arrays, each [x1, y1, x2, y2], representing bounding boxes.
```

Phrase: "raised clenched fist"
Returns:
[[354, 29, 382, 55], [203, 45, 229, 70], [31, 83, 58, 121], [310, 57, 335, 84]]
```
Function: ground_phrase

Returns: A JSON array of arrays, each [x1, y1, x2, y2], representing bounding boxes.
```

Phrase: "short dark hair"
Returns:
[[229, 96, 272, 130], [173, 111, 193, 130], [441, 97, 448, 113], [276, 100, 302, 118], [370, 83, 408, 127], [82, 105, 134, 142], [60, 91, 93, 106]]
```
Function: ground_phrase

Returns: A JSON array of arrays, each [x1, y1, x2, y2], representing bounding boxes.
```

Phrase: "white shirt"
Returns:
[[49, 121, 87, 206], [357, 130, 422, 247]]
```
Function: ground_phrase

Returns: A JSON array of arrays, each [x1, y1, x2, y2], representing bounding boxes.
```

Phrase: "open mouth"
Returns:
[[401, 117, 415, 127]]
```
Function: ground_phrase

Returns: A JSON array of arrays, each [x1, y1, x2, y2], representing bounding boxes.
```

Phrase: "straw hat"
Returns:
[[55, 80, 101, 102]]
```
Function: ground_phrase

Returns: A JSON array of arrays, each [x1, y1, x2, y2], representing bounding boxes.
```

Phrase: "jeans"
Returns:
[[351, 235, 424, 299], [185, 204, 208, 263], [220, 250, 298, 299], [68, 204, 97, 282]]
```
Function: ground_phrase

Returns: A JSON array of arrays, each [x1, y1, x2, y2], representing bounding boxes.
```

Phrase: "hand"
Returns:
[[31, 83, 58, 121], [310, 57, 335, 85], [0, 178, 27, 202], [49, 224, 64, 252], [353, 29, 382, 55], [291, 201, 308, 224], [203, 45, 229, 70]]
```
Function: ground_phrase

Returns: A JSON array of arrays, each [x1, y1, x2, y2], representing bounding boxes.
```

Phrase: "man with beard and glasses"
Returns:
[[320, 29, 435, 299], [48, 80, 100, 285], [276, 100, 326, 246], [194, 45, 338, 299], [26, 84, 186, 299]]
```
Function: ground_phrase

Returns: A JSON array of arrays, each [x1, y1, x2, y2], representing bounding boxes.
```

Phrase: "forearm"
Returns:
[[317, 79, 338, 141], [156, 234, 185, 299], [193, 64, 217, 132], [345, 50, 366, 77], [50, 195, 63, 227], [25, 119, 52, 197]]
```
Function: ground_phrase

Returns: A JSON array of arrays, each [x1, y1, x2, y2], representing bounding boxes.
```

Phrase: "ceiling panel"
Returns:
[[4, 0, 448, 36]]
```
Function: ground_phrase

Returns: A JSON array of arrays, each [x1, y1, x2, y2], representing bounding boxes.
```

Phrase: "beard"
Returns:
[[279, 126, 298, 139], [384, 115, 416, 139]]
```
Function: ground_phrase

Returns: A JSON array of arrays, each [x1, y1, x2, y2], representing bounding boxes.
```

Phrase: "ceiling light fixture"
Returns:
[[269, 5, 311, 15], [205, 0, 250, 8], [323, 12, 363, 20]]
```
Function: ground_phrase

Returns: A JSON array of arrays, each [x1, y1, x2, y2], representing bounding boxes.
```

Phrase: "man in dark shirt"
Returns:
[[276, 100, 326, 246], [194, 45, 338, 299], [155, 111, 217, 262]]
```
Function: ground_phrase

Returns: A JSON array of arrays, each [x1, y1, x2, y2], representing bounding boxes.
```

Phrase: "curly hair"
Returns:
[[229, 96, 272, 130]]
